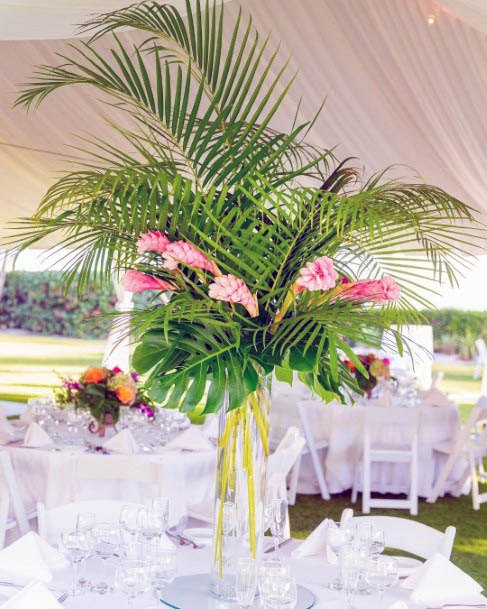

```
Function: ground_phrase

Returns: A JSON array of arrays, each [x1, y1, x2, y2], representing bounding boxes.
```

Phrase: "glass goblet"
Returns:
[[146, 541, 177, 608], [327, 522, 350, 590], [115, 560, 151, 609], [339, 546, 361, 609], [259, 571, 297, 609], [137, 506, 165, 544], [366, 557, 399, 599], [59, 529, 92, 597], [75, 512, 95, 589], [92, 523, 120, 594], [269, 499, 288, 555], [235, 558, 257, 609], [120, 505, 142, 557], [370, 527, 385, 559]]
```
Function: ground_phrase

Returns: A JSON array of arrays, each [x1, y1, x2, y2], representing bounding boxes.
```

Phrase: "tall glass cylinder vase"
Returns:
[[210, 374, 270, 600]]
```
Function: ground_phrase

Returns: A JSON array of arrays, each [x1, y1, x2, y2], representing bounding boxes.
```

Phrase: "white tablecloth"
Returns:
[[27, 541, 484, 609], [4, 433, 216, 528], [271, 397, 463, 498]]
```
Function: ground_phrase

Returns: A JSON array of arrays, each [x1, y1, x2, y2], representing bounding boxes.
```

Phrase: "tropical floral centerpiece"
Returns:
[[10, 0, 481, 598], [55, 366, 155, 434], [344, 353, 392, 397]]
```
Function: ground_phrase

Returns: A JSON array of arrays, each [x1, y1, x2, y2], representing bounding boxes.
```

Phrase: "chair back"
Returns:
[[37, 499, 141, 545], [0, 450, 29, 536], [430, 371, 444, 389], [363, 406, 419, 451], [267, 427, 305, 482], [70, 454, 163, 500], [351, 514, 455, 559]]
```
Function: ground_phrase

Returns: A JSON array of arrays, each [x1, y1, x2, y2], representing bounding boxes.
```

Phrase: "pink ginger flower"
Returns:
[[336, 276, 400, 303], [137, 230, 171, 254], [162, 240, 219, 275], [208, 275, 259, 317], [295, 256, 338, 293], [122, 270, 176, 293]]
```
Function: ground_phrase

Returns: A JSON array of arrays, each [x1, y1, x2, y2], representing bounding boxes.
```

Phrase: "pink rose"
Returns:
[[122, 270, 176, 293], [295, 256, 338, 292]]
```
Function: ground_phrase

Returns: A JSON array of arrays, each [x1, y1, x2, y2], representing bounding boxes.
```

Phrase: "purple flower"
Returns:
[[139, 402, 154, 418], [131, 371, 140, 382]]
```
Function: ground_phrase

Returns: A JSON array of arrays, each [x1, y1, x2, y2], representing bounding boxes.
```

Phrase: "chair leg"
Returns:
[[362, 454, 371, 514], [288, 457, 301, 506], [351, 466, 359, 503], [410, 456, 419, 516], [309, 447, 330, 501], [469, 451, 480, 511]]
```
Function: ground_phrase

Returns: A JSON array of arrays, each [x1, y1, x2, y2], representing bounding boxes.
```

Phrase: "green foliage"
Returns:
[[425, 309, 487, 355], [0, 271, 115, 337], [8, 1, 482, 414]]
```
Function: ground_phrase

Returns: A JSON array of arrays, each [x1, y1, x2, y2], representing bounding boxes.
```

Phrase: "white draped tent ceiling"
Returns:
[[0, 0, 485, 246]]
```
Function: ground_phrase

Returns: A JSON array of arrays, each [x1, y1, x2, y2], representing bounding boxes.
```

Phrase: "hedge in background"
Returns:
[[0, 271, 116, 338], [424, 308, 487, 358]]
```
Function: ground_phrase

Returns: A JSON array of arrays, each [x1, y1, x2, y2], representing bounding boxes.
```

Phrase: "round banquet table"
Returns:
[[3, 429, 216, 528], [41, 540, 484, 609], [270, 398, 464, 498]]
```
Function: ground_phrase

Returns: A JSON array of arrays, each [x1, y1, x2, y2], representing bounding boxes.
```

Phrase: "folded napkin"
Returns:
[[22, 423, 53, 448], [19, 406, 35, 425], [0, 532, 68, 586], [2, 581, 63, 609], [401, 552, 483, 606], [103, 428, 138, 454], [386, 602, 409, 609], [202, 414, 219, 440], [165, 426, 214, 452], [0, 407, 15, 444], [291, 518, 338, 563], [420, 387, 451, 407]]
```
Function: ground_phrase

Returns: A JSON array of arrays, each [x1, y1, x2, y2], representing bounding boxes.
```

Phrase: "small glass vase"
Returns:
[[210, 374, 270, 600]]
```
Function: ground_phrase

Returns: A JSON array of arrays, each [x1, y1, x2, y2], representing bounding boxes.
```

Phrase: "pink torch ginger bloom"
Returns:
[[122, 270, 176, 293], [208, 275, 259, 317], [136, 230, 171, 254], [295, 256, 338, 292], [162, 240, 219, 275], [336, 276, 400, 303]]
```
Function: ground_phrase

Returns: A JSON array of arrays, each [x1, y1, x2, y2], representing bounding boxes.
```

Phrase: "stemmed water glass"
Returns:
[[115, 560, 151, 609], [137, 500, 167, 544], [235, 558, 257, 609], [92, 523, 120, 594], [365, 557, 399, 599], [327, 520, 355, 590], [59, 529, 93, 597], [353, 524, 372, 595], [339, 546, 361, 609], [259, 569, 297, 609], [75, 512, 95, 589], [370, 528, 385, 559], [120, 505, 142, 558], [269, 499, 288, 555], [145, 540, 177, 608]]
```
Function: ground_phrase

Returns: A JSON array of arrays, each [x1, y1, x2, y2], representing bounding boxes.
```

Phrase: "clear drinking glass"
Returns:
[[270, 499, 288, 555], [92, 523, 120, 594], [370, 528, 385, 558], [120, 505, 142, 557], [146, 541, 177, 608], [354, 525, 372, 594], [366, 557, 399, 599], [339, 546, 361, 609], [327, 522, 350, 590], [75, 512, 95, 589], [59, 529, 93, 597], [115, 560, 151, 609], [259, 571, 297, 609], [137, 506, 165, 543], [147, 497, 170, 531], [235, 558, 257, 609]]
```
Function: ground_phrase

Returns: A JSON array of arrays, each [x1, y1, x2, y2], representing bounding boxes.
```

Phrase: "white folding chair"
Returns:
[[428, 396, 487, 507], [70, 454, 164, 501], [347, 512, 456, 560], [37, 499, 142, 545], [352, 407, 419, 515], [267, 427, 306, 507], [429, 370, 444, 389], [0, 451, 33, 546], [289, 401, 331, 503]]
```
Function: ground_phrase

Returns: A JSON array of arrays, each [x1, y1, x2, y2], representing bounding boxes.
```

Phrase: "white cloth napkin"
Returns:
[[202, 415, 219, 440], [19, 406, 35, 425], [420, 387, 451, 407], [103, 428, 138, 454], [291, 518, 338, 563], [386, 602, 409, 609], [2, 581, 63, 609], [165, 426, 214, 452], [22, 423, 53, 447], [0, 532, 68, 586], [0, 407, 15, 444], [401, 552, 483, 606]]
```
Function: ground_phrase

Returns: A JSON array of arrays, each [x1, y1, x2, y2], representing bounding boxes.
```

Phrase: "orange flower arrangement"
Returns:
[[84, 367, 105, 384]]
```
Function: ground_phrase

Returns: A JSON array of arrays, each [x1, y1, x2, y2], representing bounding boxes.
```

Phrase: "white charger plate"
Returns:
[[160, 574, 316, 609]]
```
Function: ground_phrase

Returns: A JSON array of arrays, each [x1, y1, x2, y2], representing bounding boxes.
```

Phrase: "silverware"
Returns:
[[57, 591, 69, 603], [166, 530, 203, 549], [264, 538, 293, 554]]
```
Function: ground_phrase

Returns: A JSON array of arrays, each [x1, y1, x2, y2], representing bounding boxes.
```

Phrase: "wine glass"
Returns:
[[147, 497, 170, 531], [365, 557, 399, 599], [327, 521, 353, 590], [259, 570, 297, 609], [120, 505, 142, 557], [370, 528, 385, 558], [269, 499, 288, 555], [75, 512, 95, 589], [339, 546, 361, 609], [115, 560, 151, 609], [92, 523, 120, 594], [235, 558, 257, 609], [137, 506, 165, 543], [59, 529, 93, 597], [354, 524, 372, 594], [146, 541, 177, 608]]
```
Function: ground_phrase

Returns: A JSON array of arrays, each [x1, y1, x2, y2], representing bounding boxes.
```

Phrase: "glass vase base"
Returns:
[[161, 574, 316, 608]]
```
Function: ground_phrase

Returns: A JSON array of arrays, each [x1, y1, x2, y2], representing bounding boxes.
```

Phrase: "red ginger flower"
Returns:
[[136, 230, 171, 254], [295, 256, 338, 292], [336, 276, 400, 303], [162, 240, 219, 275], [208, 275, 259, 317], [122, 270, 176, 293]]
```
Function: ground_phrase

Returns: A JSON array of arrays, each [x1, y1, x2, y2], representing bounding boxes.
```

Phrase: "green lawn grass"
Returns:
[[1, 333, 486, 584]]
